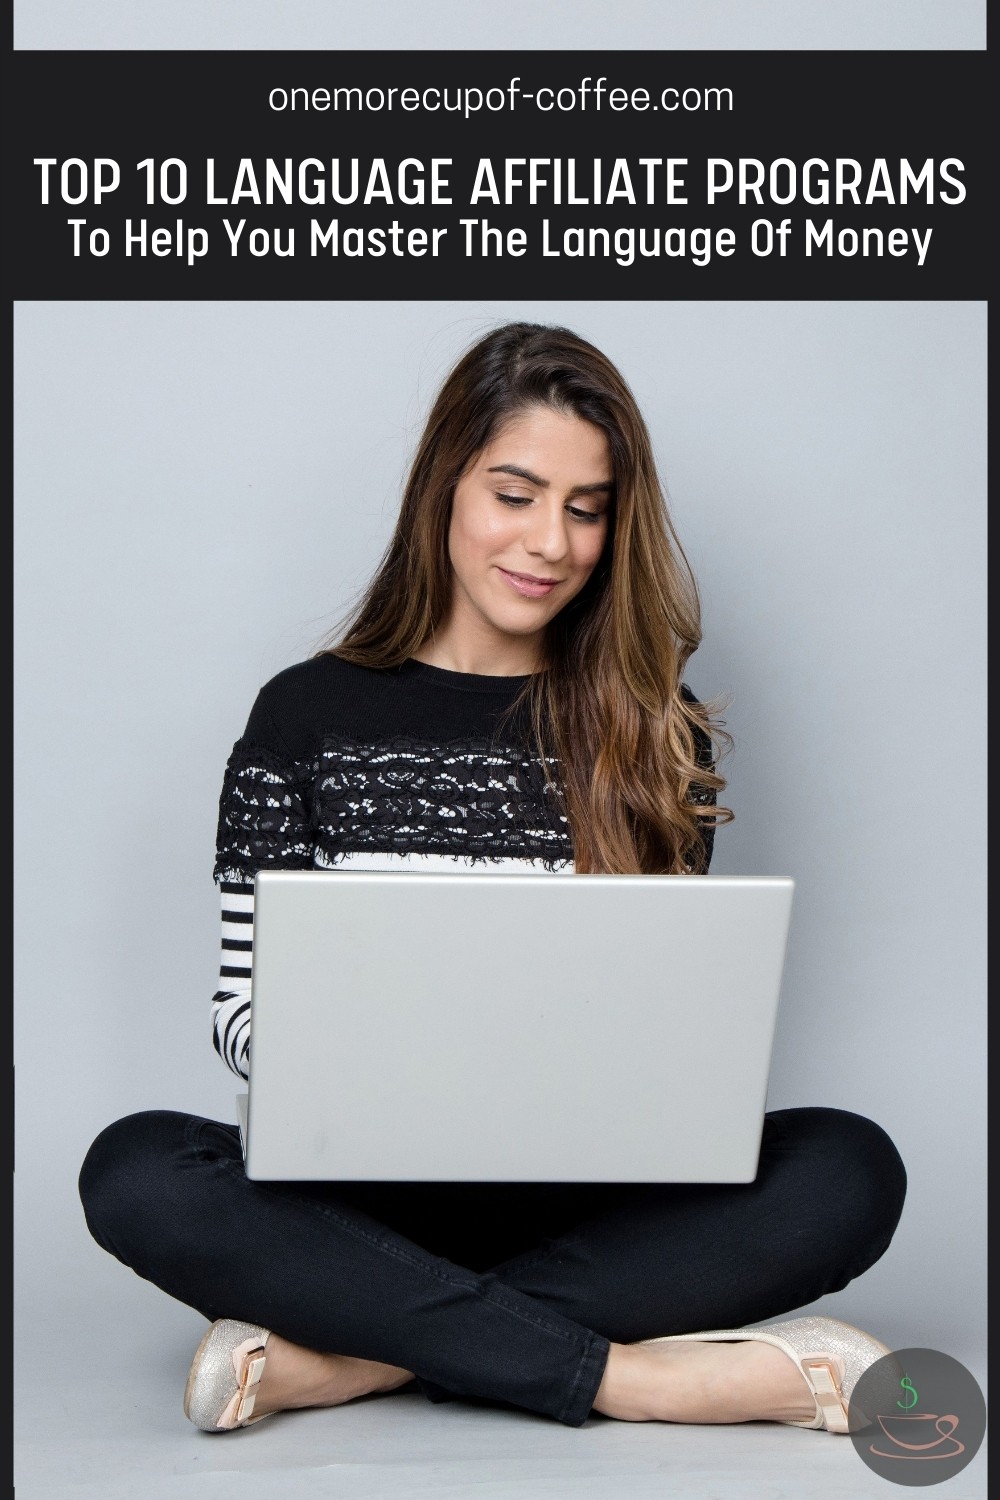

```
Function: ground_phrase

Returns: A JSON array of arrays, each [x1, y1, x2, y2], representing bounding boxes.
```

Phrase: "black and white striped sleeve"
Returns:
[[211, 738, 314, 1078], [211, 881, 255, 1079]]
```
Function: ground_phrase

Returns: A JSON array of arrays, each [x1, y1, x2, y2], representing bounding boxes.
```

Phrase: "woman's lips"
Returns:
[[498, 567, 561, 599]]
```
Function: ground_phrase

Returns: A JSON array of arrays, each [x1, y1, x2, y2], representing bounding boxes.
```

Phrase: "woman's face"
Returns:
[[438, 404, 612, 672]]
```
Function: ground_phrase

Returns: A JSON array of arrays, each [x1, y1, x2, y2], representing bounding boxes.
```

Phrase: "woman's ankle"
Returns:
[[593, 1343, 665, 1421], [592, 1340, 815, 1425], [254, 1335, 412, 1416]]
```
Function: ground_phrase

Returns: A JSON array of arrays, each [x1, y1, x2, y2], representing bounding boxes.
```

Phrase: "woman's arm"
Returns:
[[211, 880, 255, 1079], [210, 695, 316, 1078]]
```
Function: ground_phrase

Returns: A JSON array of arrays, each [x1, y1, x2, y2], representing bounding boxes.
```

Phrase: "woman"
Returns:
[[79, 321, 906, 1435]]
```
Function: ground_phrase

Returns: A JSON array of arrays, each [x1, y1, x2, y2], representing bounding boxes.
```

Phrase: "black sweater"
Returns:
[[211, 655, 713, 1078]]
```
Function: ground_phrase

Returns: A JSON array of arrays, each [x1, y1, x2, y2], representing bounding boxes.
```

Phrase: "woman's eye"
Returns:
[[495, 493, 604, 523]]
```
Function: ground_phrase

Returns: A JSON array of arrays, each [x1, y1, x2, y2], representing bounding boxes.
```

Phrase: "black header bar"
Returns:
[[3, 50, 987, 298]]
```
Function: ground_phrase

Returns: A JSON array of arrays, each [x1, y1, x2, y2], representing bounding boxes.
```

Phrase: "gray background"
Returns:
[[13, 0, 987, 50], [16, 299, 986, 1373]]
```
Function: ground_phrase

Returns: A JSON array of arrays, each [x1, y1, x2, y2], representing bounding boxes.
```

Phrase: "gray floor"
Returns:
[[16, 1277, 987, 1500]]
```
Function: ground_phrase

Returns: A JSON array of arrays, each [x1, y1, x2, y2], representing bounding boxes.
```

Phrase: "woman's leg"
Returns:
[[479, 1107, 907, 1423], [78, 1110, 608, 1427], [488, 1108, 906, 1337], [80, 1106, 904, 1428]]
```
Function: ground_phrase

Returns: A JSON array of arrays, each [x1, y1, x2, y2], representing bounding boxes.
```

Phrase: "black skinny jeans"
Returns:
[[79, 1106, 905, 1427]]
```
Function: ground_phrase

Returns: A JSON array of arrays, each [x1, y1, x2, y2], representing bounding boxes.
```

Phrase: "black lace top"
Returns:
[[214, 655, 573, 878], [210, 654, 715, 1078]]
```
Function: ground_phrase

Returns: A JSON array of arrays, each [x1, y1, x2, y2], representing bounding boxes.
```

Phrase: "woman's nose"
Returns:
[[523, 503, 570, 561]]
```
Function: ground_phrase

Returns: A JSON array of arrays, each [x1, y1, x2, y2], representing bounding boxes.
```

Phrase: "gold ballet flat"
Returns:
[[183, 1318, 272, 1432]]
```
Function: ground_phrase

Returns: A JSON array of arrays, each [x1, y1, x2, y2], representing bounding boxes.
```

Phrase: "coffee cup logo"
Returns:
[[870, 1411, 965, 1461], [848, 1347, 984, 1486]]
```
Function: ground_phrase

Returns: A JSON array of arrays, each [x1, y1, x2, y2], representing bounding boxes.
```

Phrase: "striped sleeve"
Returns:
[[210, 737, 314, 1077], [211, 880, 255, 1079]]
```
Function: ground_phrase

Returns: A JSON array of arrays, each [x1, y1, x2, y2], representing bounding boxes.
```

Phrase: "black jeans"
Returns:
[[79, 1106, 905, 1427]]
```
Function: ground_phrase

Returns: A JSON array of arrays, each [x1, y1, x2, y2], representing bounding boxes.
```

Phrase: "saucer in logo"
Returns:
[[848, 1347, 984, 1486]]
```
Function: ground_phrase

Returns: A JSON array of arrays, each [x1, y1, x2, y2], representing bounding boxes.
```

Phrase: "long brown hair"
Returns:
[[327, 322, 731, 873]]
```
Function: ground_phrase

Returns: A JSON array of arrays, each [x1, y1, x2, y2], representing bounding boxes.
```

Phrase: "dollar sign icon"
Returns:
[[897, 1375, 919, 1410]]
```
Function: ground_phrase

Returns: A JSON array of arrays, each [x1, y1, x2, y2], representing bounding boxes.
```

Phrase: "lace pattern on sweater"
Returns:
[[214, 735, 573, 880]]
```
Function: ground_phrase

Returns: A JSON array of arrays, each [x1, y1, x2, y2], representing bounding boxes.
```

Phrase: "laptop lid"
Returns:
[[243, 871, 793, 1183]]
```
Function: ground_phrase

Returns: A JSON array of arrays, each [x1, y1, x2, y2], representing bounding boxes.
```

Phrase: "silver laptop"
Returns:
[[238, 871, 793, 1183]]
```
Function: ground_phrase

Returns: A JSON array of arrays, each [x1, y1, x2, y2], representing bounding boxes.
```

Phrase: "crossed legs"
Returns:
[[79, 1106, 906, 1427]]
